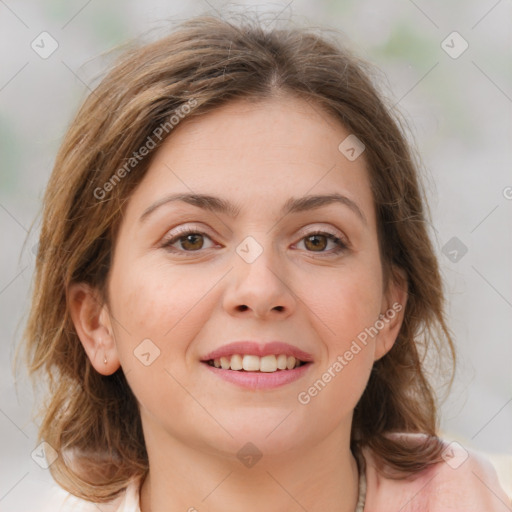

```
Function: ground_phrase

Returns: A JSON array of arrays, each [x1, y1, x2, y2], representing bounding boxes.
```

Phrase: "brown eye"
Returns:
[[297, 231, 348, 255], [162, 228, 215, 253], [304, 234, 328, 251], [179, 233, 204, 251]]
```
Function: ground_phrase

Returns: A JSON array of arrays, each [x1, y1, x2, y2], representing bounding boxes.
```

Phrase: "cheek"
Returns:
[[109, 256, 194, 334], [303, 257, 384, 350], [107, 265, 195, 419], [108, 257, 214, 373], [295, 252, 382, 410], [298, 271, 379, 419]]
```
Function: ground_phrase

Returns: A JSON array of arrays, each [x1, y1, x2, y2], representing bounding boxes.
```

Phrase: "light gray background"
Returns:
[[1, 0, 511, 509]]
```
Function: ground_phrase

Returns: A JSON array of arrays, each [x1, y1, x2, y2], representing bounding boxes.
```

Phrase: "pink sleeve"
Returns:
[[428, 442, 512, 511], [362, 437, 511, 511]]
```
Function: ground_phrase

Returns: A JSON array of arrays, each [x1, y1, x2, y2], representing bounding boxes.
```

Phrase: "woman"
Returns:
[[21, 13, 510, 512]]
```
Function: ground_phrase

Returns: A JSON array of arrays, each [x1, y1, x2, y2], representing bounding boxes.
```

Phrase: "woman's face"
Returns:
[[94, 94, 405, 457]]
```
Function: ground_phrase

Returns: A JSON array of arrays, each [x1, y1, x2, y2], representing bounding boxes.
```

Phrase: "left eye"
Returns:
[[294, 232, 347, 254]]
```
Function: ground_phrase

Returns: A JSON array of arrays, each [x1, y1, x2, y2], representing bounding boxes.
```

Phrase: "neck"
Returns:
[[139, 423, 360, 512]]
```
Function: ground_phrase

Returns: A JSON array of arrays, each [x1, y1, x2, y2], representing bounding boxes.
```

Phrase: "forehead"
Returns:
[[124, 94, 376, 225]]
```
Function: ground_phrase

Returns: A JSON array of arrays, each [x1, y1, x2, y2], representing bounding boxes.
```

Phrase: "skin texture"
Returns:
[[68, 93, 407, 512]]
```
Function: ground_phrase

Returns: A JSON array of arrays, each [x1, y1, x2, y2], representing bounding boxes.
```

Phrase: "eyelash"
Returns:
[[161, 227, 349, 257]]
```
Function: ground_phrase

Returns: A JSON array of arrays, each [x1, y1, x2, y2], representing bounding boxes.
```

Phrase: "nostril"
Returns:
[[235, 305, 284, 312]]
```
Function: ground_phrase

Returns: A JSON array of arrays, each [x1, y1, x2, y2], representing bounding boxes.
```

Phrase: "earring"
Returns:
[[103, 355, 108, 365]]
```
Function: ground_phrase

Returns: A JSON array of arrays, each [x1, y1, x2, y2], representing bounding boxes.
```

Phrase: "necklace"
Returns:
[[354, 447, 367, 512]]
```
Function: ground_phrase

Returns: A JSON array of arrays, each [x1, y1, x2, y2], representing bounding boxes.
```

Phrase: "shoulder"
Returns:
[[39, 478, 141, 512], [361, 432, 511, 512]]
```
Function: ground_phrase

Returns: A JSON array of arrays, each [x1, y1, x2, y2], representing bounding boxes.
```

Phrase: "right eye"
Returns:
[[161, 228, 216, 254]]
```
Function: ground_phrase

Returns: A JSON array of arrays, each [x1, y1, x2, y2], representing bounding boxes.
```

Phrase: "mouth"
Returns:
[[200, 341, 313, 389], [204, 354, 310, 372]]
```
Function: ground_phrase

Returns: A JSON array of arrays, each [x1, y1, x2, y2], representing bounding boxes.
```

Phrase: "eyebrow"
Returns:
[[139, 192, 367, 225]]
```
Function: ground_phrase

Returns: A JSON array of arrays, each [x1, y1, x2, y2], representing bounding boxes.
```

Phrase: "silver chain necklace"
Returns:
[[354, 448, 367, 512]]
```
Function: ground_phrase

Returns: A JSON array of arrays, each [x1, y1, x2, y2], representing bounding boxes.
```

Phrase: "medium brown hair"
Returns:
[[18, 12, 456, 502]]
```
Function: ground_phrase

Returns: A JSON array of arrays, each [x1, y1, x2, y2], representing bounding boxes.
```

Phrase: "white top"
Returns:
[[39, 434, 511, 512], [42, 476, 140, 512]]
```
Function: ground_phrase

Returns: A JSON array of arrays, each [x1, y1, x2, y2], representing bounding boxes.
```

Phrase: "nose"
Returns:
[[222, 236, 297, 320]]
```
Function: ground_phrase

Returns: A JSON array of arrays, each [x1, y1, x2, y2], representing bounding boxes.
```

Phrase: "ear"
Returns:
[[67, 282, 120, 375], [374, 266, 408, 362]]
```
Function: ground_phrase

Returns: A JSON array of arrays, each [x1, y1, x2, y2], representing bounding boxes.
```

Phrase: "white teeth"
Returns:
[[260, 355, 277, 372], [208, 354, 304, 372], [230, 354, 243, 371], [242, 355, 260, 371], [276, 354, 287, 370]]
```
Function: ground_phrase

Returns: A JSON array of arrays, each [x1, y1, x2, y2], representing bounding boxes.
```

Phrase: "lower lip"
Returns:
[[202, 362, 312, 390]]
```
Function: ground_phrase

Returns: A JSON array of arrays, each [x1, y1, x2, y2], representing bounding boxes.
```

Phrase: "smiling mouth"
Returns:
[[205, 354, 309, 372]]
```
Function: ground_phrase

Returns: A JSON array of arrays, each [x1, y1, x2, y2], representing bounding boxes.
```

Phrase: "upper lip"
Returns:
[[201, 341, 314, 362]]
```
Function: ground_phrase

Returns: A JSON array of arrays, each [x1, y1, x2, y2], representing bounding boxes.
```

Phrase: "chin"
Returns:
[[206, 410, 315, 453]]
